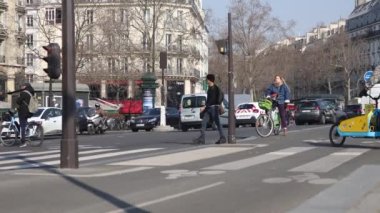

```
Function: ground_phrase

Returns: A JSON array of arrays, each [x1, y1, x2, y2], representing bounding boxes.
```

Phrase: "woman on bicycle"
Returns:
[[265, 75, 291, 136]]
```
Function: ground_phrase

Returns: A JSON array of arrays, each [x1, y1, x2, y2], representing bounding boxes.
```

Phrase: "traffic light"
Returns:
[[43, 43, 61, 79]]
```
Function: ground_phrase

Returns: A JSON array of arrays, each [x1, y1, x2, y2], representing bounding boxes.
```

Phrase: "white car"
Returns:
[[1, 107, 62, 136], [235, 102, 265, 127]]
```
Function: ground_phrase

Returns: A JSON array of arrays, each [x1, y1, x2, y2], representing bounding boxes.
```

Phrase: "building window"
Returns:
[[45, 8, 55, 25], [27, 15, 33, 27], [86, 34, 93, 50], [142, 32, 148, 49], [26, 53, 33, 66], [178, 35, 183, 51], [109, 9, 116, 22], [166, 34, 172, 48], [108, 58, 116, 73], [176, 58, 183, 74], [144, 9, 150, 23], [26, 34, 33, 47], [123, 57, 128, 73], [86, 10, 94, 24], [120, 9, 128, 24], [26, 74, 33, 83], [56, 8, 62, 24]]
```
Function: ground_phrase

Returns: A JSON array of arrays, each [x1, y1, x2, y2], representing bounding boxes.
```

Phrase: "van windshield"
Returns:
[[182, 96, 206, 108]]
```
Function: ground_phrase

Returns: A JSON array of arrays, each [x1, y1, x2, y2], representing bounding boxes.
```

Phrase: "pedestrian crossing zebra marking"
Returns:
[[203, 147, 315, 171], [0, 148, 162, 171], [289, 148, 369, 173], [0, 149, 116, 167], [109, 147, 253, 167], [0, 150, 28, 155], [0, 150, 61, 159]]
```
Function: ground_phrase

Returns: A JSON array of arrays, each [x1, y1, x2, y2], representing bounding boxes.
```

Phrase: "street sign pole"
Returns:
[[61, 0, 78, 168]]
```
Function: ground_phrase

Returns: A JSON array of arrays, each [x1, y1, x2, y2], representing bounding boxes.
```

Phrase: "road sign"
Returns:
[[364, 70, 373, 82]]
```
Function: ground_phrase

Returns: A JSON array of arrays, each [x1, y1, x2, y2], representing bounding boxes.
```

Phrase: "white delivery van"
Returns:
[[180, 93, 228, 132]]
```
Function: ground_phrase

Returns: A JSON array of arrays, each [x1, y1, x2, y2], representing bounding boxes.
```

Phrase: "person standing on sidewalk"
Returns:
[[193, 74, 226, 144]]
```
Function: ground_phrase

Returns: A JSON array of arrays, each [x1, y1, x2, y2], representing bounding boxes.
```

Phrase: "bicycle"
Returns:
[[255, 99, 281, 137], [0, 110, 44, 147]]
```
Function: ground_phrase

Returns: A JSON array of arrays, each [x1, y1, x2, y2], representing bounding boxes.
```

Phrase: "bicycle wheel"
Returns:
[[329, 123, 346, 147], [1, 125, 19, 147], [255, 114, 274, 137], [27, 124, 44, 147]]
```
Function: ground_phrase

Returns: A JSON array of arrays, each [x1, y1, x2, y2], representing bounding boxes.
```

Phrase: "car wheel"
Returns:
[[145, 128, 152, 132], [131, 128, 138, 132], [181, 123, 189, 132], [295, 120, 302, 125]]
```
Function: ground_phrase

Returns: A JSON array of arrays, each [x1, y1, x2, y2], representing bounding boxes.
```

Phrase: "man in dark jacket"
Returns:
[[16, 83, 35, 147], [193, 74, 226, 144]]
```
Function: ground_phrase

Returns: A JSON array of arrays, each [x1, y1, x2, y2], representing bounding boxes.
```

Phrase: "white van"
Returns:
[[180, 93, 228, 131]]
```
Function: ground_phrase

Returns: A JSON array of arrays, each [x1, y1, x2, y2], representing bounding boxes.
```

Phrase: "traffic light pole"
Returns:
[[61, 0, 78, 168], [48, 78, 53, 107], [227, 13, 236, 144]]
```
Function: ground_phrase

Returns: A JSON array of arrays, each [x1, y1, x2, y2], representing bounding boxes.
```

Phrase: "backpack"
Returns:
[[23, 90, 38, 113]]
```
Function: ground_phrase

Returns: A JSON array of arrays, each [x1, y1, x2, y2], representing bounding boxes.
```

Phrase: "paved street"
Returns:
[[1, 125, 380, 212]]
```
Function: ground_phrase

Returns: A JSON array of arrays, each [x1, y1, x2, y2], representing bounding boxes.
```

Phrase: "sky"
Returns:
[[203, 0, 355, 36]]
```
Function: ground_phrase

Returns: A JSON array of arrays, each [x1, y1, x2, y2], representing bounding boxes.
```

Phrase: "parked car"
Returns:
[[129, 107, 180, 132], [344, 104, 364, 118], [235, 102, 265, 127], [1, 107, 62, 136], [294, 100, 335, 125]]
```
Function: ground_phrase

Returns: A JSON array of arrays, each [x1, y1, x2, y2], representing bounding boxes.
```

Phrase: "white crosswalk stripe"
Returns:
[[203, 147, 316, 171], [0, 148, 163, 171], [289, 148, 370, 173], [109, 147, 253, 166]]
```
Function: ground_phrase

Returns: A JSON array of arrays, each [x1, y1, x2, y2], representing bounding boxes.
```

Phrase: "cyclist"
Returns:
[[16, 83, 35, 147], [265, 75, 291, 136]]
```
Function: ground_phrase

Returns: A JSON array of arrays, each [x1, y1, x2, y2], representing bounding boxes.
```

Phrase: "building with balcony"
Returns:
[[347, 0, 380, 68], [0, 0, 26, 104], [26, 0, 208, 108]]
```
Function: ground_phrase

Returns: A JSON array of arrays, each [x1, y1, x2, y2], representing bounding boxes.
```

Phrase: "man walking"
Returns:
[[193, 74, 226, 144]]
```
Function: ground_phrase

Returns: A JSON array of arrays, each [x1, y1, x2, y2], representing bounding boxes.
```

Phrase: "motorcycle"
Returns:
[[87, 114, 107, 135]]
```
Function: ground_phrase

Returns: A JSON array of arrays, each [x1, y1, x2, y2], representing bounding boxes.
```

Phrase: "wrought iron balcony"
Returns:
[[16, 1, 26, 14], [0, 0, 8, 10], [25, 0, 40, 7], [0, 25, 7, 40]]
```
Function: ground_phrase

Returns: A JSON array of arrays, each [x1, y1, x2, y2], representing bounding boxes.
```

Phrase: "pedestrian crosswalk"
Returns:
[[0, 145, 373, 177]]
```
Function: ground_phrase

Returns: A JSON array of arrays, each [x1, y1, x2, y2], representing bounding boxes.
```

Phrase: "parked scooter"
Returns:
[[87, 114, 107, 135]]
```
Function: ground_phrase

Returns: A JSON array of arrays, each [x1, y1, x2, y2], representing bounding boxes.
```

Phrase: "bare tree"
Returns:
[[209, 0, 293, 99], [328, 32, 367, 102]]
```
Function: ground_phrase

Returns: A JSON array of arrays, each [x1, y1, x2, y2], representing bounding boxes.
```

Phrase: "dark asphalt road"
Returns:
[[1, 124, 380, 213]]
